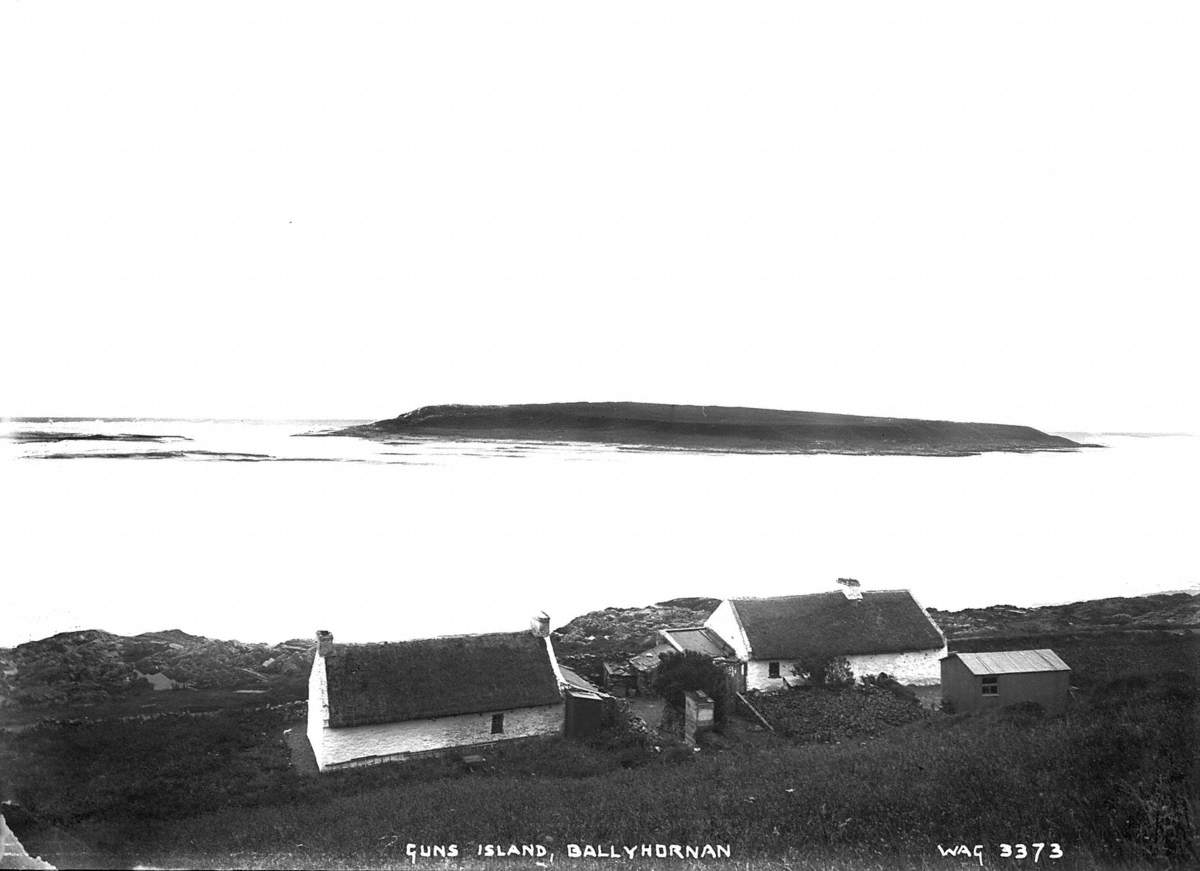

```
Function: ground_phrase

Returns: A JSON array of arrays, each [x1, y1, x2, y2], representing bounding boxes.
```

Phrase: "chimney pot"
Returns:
[[836, 578, 863, 602]]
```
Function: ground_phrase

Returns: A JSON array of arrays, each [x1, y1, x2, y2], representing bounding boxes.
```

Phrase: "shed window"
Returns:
[[491, 713, 504, 734], [768, 661, 781, 679], [981, 676, 999, 696]]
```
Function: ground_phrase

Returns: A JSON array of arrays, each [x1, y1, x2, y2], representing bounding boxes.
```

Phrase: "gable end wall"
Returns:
[[704, 600, 751, 660], [307, 652, 330, 769]]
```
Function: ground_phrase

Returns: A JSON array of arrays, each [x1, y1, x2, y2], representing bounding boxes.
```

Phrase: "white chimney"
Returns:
[[530, 611, 551, 638], [316, 629, 334, 656], [836, 578, 863, 602]]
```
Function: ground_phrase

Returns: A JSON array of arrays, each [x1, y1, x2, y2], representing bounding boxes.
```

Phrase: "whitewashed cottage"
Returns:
[[307, 613, 566, 771], [704, 580, 947, 690]]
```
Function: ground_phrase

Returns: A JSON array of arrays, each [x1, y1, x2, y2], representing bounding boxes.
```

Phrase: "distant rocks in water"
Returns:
[[334, 402, 1088, 456], [31, 450, 359, 463], [6, 431, 190, 444]]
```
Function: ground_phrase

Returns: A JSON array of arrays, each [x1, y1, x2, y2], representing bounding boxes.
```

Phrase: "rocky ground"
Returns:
[[0, 629, 312, 715], [927, 592, 1199, 638], [551, 597, 720, 682], [751, 683, 930, 744]]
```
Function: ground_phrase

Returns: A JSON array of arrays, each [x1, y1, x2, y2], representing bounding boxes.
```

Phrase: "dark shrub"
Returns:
[[652, 651, 729, 726], [791, 653, 854, 688]]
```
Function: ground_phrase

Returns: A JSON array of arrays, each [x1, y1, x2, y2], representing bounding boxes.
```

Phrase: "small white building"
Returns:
[[307, 614, 566, 772], [704, 582, 947, 691]]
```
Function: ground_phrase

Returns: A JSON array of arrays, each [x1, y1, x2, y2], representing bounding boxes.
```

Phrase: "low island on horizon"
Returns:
[[329, 401, 1088, 456]]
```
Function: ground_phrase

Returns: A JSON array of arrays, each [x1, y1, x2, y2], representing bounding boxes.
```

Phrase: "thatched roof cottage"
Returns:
[[307, 613, 566, 771], [704, 581, 947, 690]]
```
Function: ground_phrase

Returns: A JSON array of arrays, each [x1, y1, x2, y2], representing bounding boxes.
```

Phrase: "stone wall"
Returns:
[[846, 647, 945, 685], [745, 659, 791, 692], [745, 646, 946, 691]]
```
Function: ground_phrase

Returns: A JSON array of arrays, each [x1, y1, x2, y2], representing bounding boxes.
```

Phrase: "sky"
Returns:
[[2, 2, 1198, 434]]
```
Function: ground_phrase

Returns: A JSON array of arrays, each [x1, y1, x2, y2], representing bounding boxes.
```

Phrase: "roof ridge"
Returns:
[[730, 588, 913, 602], [332, 629, 531, 648]]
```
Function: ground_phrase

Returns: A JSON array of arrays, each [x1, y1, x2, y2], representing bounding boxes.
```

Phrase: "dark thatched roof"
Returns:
[[324, 631, 562, 728], [730, 591, 944, 659]]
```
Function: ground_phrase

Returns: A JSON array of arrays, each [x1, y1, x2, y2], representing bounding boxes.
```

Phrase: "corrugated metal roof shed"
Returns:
[[662, 626, 732, 658], [953, 649, 1070, 675]]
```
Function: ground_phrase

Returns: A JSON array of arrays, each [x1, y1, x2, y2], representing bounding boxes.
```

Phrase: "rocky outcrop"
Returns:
[[552, 598, 720, 681], [0, 630, 313, 711], [928, 592, 1199, 639]]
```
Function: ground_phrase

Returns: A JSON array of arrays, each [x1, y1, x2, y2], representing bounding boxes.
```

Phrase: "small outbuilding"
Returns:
[[628, 642, 674, 695], [940, 649, 1071, 715], [601, 661, 636, 697], [560, 665, 611, 739]]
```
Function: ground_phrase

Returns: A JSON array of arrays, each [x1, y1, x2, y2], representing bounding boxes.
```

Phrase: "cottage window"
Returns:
[[491, 713, 504, 734], [981, 676, 999, 696], [768, 661, 781, 679]]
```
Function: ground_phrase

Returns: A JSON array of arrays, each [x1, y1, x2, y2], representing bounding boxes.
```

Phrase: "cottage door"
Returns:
[[731, 662, 747, 693]]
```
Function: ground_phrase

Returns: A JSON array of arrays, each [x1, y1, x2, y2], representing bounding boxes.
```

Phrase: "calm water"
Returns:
[[1, 418, 1196, 648]]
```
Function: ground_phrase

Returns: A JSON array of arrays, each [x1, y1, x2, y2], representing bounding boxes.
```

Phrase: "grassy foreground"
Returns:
[[1, 635, 1195, 870]]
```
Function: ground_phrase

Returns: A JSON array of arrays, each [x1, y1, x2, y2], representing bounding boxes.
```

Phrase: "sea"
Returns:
[[1, 418, 1196, 649]]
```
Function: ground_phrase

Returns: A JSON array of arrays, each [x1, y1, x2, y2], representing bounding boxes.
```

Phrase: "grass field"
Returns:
[[0, 683, 308, 729], [1, 633, 1195, 870]]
